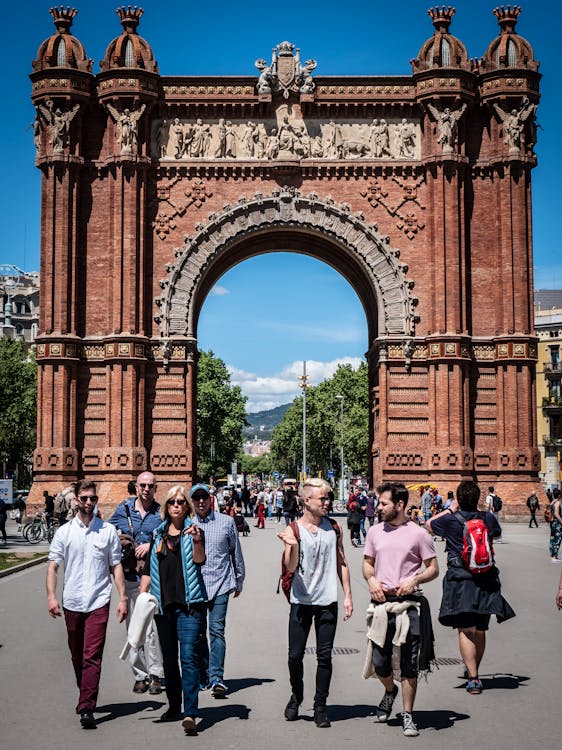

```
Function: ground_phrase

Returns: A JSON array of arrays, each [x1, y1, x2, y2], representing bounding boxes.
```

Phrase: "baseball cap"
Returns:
[[190, 483, 211, 498]]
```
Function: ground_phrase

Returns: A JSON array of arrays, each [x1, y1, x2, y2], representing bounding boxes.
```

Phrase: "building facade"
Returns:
[[535, 290, 562, 489], [30, 6, 541, 511], [0, 268, 40, 344]]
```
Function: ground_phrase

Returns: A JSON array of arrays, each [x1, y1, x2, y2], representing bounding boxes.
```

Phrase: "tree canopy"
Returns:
[[270, 362, 368, 478], [0, 339, 37, 484], [196, 350, 247, 480]]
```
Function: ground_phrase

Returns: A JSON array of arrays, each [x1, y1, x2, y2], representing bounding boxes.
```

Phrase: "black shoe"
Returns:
[[80, 710, 96, 729], [159, 709, 183, 722], [284, 694, 301, 721], [148, 675, 163, 695], [373, 684, 398, 722], [133, 678, 149, 693], [314, 707, 331, 728]]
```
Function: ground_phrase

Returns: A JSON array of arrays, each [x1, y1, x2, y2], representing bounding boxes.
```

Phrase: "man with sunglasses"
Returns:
[[109, 471, 164, 694], [191, 483, 245, 698], [47, 480, 128, 729], [278, 478, 353, 728]]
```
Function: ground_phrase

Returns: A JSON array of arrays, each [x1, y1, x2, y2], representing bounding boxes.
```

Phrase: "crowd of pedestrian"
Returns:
[[40, 472, 561, 738]]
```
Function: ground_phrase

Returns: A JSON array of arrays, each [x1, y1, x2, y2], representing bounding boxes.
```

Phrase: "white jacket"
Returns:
[[119, 592, 158, 660]]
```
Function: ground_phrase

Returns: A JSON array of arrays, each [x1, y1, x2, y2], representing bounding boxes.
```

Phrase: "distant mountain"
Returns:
[[243, 403, 290, 440]]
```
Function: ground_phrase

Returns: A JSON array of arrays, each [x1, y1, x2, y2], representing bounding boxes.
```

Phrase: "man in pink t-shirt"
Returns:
[[362, 483, 438, 738]]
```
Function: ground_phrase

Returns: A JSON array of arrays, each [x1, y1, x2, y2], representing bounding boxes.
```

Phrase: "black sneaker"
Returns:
[[284, 694, 301, 721], [80, 710, 96, 729], [314, 707, 331, 728], [159, 709, 182, 722], [373, 684, 398, 722]]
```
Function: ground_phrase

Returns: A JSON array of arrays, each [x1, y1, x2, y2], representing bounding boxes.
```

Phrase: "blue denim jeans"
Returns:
[[155, 605, 204, 718], [199, 592, 229, 685]]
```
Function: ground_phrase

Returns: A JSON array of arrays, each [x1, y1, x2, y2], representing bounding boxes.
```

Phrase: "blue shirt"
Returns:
[[193, 509, 245, 600], [108, 497, 162, 544]]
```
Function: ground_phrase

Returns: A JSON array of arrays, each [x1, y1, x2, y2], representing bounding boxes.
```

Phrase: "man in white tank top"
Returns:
[[278, 478, 353, 728]]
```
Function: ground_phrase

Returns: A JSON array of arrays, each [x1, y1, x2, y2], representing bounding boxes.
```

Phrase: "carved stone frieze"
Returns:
[[150, 115, 421, 162], [156, 188, 419, 339], [255, 41, 316, 98]]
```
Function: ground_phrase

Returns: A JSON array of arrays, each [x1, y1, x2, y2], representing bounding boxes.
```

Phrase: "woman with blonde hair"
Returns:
[[140, 485, 207, 734]]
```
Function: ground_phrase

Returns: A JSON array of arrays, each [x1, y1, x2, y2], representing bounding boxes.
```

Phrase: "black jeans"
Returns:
[[288, 602, 337, 708], [529, 510, 538, 527]]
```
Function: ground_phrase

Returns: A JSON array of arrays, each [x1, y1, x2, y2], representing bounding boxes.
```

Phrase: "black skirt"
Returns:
[[438, 564, 516, 627]]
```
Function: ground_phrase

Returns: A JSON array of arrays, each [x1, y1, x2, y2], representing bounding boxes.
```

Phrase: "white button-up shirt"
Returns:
[[48, 515, 122, 612]]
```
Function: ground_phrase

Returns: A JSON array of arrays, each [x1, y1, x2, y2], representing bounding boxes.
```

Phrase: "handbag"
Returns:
[[122, 503, 146, 575]]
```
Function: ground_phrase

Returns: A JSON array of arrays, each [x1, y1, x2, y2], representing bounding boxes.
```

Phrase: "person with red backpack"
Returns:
[[277, 478, 353, 729], [426, 481, 515, 696]]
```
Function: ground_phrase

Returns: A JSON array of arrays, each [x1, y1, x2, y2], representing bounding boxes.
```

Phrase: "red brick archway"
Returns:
[[29, 7, 541, 512]]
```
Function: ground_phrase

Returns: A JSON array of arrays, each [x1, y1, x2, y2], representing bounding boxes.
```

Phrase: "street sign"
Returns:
[[327, 469, 335, 479], [273, 471, 279, 478]]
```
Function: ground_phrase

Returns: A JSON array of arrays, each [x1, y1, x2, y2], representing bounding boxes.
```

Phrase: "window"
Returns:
[[124, 38, 134, 67], [55, 37, 66, 66], [440, 38, 451, 67], [506, 39, 517, 67]]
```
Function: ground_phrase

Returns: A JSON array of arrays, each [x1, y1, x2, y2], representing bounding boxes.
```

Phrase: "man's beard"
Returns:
[[382, 506, 398, 523]]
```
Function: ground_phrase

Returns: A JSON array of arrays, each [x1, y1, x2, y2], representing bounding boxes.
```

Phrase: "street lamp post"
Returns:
[[335, 394, 345, 502], [297, 360, 310, 481]]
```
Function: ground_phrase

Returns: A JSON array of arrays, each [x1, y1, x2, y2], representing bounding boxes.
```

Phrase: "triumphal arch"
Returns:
[[30, 6, 541, 509]]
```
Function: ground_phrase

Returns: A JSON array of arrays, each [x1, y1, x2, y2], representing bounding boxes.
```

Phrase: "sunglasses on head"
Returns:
[[167, 498, 187, 507], [78, 495, 98, 502]]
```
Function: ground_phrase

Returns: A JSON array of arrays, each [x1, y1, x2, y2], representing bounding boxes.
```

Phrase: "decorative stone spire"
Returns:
[[493, 5, 521, 34], [117, 5, 144, 34], [428, 6, 456, 33], [49, 6, 78, 33]]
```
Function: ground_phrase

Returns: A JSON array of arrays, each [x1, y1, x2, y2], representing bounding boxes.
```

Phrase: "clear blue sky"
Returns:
[[2, 1, 558, 410]]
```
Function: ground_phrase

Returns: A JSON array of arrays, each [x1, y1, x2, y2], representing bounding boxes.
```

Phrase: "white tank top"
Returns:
[[290, 518, 338, 606]]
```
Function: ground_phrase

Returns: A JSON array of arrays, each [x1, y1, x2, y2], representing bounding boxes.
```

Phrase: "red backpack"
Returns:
[[277, 519, 340, 601], [454, 512, 494, 574]]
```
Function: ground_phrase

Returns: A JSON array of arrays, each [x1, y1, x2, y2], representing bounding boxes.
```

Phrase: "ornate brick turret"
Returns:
[[32, 6, 92, 72], [100, 6, 158, 72], [412, 6, 470, 72]]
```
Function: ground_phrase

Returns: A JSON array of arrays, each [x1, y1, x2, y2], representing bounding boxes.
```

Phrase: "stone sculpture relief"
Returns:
[[427, 102, 467, 153], [105, 103, 146, 154], [37, 100, 80, 152], [151, 116, 420, 161], [493, 97, 537, 153], [255, 41, 317, 98]]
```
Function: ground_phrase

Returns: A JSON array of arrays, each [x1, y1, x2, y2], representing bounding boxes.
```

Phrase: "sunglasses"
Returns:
[[167, 498, 187, 507], [139, 483, 155, 489], [78, 495, 98, 502]]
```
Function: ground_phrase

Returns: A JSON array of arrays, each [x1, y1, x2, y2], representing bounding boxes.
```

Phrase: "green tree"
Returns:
[[238, 453, 272, 477], [197, 350, 247, 480], [270, 362, 369, 478], [0, 339, 37, 484]]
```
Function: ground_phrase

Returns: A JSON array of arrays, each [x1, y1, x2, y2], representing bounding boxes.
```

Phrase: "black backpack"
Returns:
[[492, 495, 503, 513]]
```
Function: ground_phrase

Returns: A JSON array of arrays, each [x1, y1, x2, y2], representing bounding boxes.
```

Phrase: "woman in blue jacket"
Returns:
[[140, 486, 207, 734]]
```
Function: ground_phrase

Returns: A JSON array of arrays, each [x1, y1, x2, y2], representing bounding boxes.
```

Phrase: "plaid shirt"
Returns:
[[194, 509, 245, 600]]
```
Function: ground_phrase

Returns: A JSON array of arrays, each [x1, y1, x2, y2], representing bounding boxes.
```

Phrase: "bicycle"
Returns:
[[23, 513, 57, 544]]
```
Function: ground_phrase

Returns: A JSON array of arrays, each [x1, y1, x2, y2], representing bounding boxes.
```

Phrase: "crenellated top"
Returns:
[[411, 6, 469, 72], [480, 5, 538, 72], [32, 6, 92, 72], [100, 5, 158, 73]]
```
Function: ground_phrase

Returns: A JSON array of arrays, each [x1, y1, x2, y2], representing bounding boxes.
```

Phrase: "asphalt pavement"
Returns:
[[0, 516, 560, 749]]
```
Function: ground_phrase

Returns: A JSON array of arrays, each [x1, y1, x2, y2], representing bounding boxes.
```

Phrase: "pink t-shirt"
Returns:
[[364, 521, 436, 590]]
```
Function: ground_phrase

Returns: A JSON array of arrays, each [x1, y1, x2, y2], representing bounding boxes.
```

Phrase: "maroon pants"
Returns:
[[64, 603, 110, 713], [257, 506, 265, 528]]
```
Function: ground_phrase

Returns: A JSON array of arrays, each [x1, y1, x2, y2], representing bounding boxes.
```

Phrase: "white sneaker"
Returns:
[[551, 558, 562, 564], [402, 712, 419, 737]]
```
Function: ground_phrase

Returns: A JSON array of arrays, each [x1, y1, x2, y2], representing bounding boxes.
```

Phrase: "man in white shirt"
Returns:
[[47, 480, 128, 730], [277, 478, 353, 728]]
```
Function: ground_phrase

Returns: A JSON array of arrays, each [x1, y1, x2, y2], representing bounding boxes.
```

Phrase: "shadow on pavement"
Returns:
[[95, 700, 165, 723], [317, 704, 376, 722], [480, 673, 530, 690], [224, 677, 275, 695], [388, 709, 470, 730], [197, 703, 251, 730]]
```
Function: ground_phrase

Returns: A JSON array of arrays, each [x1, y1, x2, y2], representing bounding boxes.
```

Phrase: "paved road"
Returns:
[[0, 518, 559, 748]]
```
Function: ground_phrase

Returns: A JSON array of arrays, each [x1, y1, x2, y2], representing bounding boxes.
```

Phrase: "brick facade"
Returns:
[[29, 7, 542, 514]]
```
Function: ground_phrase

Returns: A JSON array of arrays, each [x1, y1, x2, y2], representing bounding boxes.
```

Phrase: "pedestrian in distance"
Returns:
[[0, 495, 7, 543], [365, 490, 378, 527], [278, 478, 353, 728], [362, 482, 438, 738], [140, 485, 206, 735], [108, 471, 165, 694], [283, 487, 298, 526], [426, 481, 515, 695], [549, 488, 562, 563], [192, 483, 245, 698], [255, 493, 266, 529], [46, 480, 128, 730], [485, 486, 503, 542], [346, 494, 362, 547], [526, 492, 540, 528]]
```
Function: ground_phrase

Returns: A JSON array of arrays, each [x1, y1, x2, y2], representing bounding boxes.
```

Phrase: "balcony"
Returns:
[[543, 435, 562, 447], [543, 361, 562, 377], [542, 396, 562, 414]]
